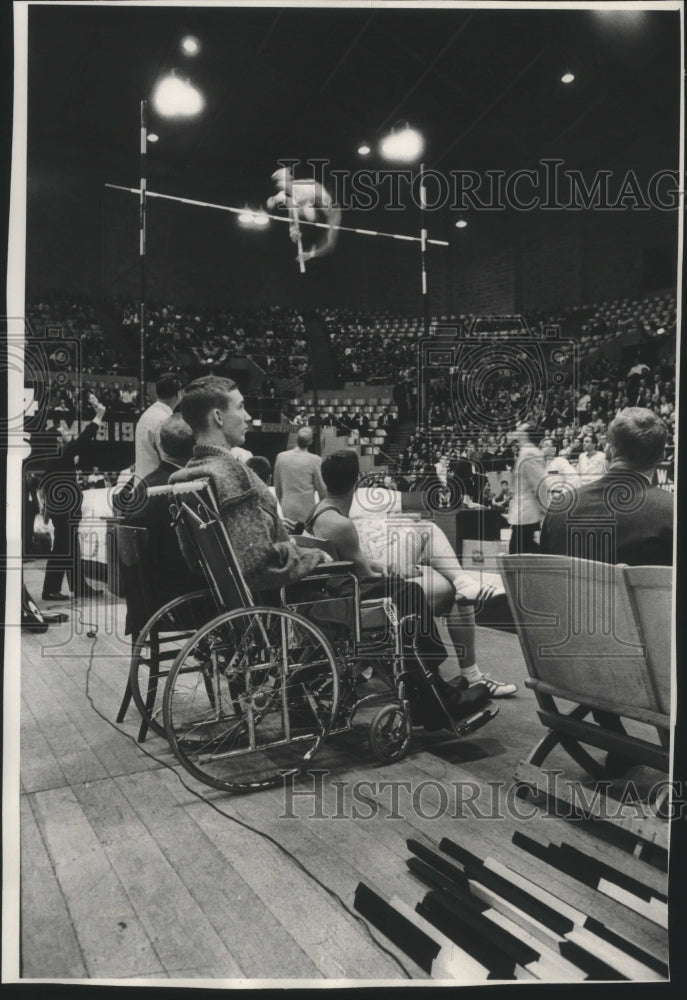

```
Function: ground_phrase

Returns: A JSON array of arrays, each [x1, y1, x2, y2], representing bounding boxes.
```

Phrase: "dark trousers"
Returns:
[[509, 522, 540, 555], [42, 515, 84, 596]]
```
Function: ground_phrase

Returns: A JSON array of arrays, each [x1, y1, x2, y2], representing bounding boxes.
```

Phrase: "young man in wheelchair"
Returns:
[[304, 449, 495, 729], [168, 376, 491, 732], [169, 375, 329, 590]]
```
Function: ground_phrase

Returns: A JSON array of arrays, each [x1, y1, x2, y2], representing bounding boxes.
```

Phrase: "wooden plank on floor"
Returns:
[[114, 769, 322, 980], [71, 775, 244, 979], [515, 761, 669, 850], [20, 695, 69, 794], [230, 784, 429, 979], [523, 812, 668, 898], [303, 747, 669, 971], [20, 665, 110, 788], [28, 786, 165, 979], [49, 654, 171, 779], [163, 771, 409, 980], [20, 796, 88, 978], [24, 646, 162, 783]]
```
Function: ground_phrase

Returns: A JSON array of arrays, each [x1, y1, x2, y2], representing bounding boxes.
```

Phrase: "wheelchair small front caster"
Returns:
[[369, 703, 411, 763]]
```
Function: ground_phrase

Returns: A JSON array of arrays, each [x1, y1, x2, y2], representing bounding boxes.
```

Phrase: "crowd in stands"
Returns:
[[46, 379, 145, 425], [27, 292, 312, 384], [27, 288, 676, 477], [116, 300, 309, 380], [398, 346, 676, 481]]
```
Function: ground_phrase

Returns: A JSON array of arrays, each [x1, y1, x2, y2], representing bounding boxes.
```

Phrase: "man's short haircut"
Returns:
[[155, 373, 183, 401], [158, 412, 195, 464], [296, 427, 313, 448], [321, 450, 359, 496], [607, 408, 667, 470], [246, 455, 272, 485], [181, 375, 238, 433]]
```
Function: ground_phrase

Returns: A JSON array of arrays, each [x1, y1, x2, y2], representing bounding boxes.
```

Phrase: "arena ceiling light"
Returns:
[[252, 212, 270, 227], [180, 35, 201, 56], [455, 216, 468, 229], [238, 210, 255, 225], [379, 123, 424, 162], [357, 143, 371, 156], [146, 132, 159, 143], [561, 70, 575, 84], [151, 72, 204, 118]]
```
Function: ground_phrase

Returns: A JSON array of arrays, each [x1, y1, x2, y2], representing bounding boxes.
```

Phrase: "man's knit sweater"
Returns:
[[169, 444, 325, 591]]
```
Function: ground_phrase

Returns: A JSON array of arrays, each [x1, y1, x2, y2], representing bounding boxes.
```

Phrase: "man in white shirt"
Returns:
[[540, 437, 578, 505], [506, 424, 547, 553], [577, 433, 607, 486], [134, 373, 183, 480]]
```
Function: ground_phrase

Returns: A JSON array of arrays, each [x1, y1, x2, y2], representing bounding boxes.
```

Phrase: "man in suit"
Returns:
[[274, 426, 326, 524], [540, 408, 673, 566], [41, 394, 106, 601], [125, 412, 202, 632]]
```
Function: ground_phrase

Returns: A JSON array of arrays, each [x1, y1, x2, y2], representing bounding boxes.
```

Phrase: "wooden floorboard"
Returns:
[[20, 696, 69, 794], [167, 777, 405, 980], [15, 579, 672, 982], [20, 796, 88, 978], [70, 775, 245, 979], [113, 770, 321, 980], [28, 785, 166, 978]]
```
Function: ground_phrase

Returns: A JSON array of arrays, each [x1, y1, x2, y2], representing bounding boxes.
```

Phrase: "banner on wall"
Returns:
[[656, 462, 674, 493]]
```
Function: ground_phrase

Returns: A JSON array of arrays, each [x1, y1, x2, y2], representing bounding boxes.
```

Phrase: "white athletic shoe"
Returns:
[[454, 578, 505, 605], [470, 673, 518, 698]]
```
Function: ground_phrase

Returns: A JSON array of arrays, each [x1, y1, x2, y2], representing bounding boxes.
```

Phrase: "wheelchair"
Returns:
[[125, 479, 497, 794]]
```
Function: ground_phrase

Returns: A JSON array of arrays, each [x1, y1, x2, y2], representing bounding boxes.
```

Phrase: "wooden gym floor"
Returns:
[[12, 560, 669, 983]]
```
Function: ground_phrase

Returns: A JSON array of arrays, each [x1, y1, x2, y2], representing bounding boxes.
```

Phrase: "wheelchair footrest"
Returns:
[[450, 703, 499, 739]]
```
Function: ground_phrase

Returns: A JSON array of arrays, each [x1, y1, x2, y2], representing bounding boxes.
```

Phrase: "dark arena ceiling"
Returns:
[[27, 3, 681, 221]]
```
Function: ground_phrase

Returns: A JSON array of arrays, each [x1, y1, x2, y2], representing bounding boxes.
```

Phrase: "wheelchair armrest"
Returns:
[[304, 560, 355, 578]]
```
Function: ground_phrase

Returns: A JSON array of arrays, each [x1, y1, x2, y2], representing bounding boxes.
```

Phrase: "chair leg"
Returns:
[[527, 726, 564, 768], [137, 713, 150, 744], [528, 704, 606, 781], [117, 635, 138, 723], [138, 630, 161, 743], [116, 680, 133, 724], [558, 734, 606, 781]]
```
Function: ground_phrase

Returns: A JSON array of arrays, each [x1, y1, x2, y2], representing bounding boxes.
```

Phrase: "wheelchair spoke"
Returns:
[[163, 607, 340, 792]]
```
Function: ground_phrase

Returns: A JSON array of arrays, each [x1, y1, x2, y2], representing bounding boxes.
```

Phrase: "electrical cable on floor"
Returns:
[[75, 609, 414, 979]]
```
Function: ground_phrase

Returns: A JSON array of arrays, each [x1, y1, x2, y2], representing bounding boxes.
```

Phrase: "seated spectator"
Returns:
[[307, 450, 515, 703], [577, 433, 607, 487], [540, 408, 673, 566], [86, 466, 106, 489], [125, 413, 202, 630], [170, 375, 326, 591]]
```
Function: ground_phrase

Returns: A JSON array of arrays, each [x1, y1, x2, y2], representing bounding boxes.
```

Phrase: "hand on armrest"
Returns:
[[304, 560, 355, 576]]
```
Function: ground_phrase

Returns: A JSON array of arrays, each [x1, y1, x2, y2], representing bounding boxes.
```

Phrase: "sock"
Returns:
[[452, 573, 483, 602], [460, 664, 482, 683]]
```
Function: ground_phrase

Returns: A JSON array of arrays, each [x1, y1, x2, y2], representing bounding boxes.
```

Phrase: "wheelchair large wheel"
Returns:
[[163, 606, 340, 793], [129, 590, 215, 740], [369, 703, 411, 763]]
